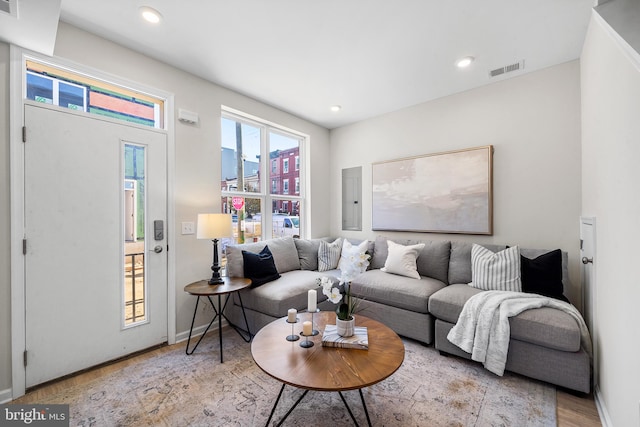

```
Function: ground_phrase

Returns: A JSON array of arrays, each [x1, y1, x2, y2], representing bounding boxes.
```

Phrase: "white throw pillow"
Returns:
[[470, 244, 522, 292], [338, 239, 369, 271], [381, 240, 425, 279], [318, 238, 343, 272]]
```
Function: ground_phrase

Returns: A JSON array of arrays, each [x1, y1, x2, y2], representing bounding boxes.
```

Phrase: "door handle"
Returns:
[[581, 257, 593, 265], [153, 245, 163, 254]]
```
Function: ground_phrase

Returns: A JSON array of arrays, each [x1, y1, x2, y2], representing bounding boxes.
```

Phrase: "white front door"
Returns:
[[24, 103, 168, 387]]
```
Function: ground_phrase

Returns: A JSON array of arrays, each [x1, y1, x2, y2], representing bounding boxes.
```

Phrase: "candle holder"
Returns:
[[299, 331, 314, 348], [286, 318, 300, 342], [311, 308, 320, 336]]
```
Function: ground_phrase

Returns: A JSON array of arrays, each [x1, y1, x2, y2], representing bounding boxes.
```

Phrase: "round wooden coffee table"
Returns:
[[251, 311, 404, 426]]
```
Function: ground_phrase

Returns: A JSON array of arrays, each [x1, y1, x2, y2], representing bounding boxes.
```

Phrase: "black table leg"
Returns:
[[185, 296, 218, 355], [339, 391, 360, 426], [265, 384, 309, 427], [220, 293, 252, 342], [359, 389, 372, 427], [217, 295, 223, 363], [265, 385, 370, 427], [265, 383, 286, 427]]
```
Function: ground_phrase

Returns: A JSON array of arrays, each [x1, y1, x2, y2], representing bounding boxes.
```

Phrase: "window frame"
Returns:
[[221, 109, 307, 240], [24, 58, 166, 129]]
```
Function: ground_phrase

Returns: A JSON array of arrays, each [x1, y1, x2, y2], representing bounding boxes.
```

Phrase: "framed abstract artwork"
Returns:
[[372, 145, 493, 234]]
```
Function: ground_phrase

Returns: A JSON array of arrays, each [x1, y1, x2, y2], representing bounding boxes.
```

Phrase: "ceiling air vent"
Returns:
[[0, 0, 18, 17], [489, 60, 525, 78]]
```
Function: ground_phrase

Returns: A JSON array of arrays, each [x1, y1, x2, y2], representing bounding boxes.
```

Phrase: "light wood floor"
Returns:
[[557, 389, 602, 427], [14, 341, 602, 426]]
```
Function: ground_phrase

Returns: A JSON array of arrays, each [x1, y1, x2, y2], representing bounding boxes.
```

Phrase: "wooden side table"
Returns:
[[184, 277, 252, 362]]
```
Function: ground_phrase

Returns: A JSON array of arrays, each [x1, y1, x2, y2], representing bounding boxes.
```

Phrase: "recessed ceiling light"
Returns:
[[140, 6, 162, 24], [456, 56, 474, 68], [330, 105, 341, 112]]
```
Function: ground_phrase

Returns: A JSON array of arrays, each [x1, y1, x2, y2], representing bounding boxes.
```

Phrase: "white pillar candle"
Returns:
[[287, 308, 297, 323], [302, 321, 312, 336], [307, 289, 317, 312]]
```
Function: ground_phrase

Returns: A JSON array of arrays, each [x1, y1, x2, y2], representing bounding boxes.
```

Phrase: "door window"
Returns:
[[124, 143, 147, 326]]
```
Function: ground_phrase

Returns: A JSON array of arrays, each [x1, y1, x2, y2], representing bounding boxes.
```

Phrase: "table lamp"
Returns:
[[197, 213, 233, 285]]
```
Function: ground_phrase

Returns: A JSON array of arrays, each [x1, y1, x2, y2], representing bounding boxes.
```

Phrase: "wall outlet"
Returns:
[[181, 221, 195, 235]]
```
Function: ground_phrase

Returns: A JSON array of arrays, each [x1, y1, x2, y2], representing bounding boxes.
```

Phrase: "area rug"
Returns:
[[17, 328, 556, 426]]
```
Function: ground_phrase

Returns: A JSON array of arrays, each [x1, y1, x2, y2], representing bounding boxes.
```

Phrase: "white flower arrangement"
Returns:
[[317, 250, 370, 320]]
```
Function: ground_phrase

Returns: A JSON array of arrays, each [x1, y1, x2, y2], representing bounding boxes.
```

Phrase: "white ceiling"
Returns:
[[7, 1, 597, 129]]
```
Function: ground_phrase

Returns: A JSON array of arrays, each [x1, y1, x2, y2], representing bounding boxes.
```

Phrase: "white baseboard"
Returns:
[[175, 319, 228, 344], [0, 388, 13, 404], [594, 385, 613, 427]]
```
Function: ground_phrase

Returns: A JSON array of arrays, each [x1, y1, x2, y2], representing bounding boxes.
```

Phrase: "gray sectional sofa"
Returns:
[[224, 235, 591, 393]]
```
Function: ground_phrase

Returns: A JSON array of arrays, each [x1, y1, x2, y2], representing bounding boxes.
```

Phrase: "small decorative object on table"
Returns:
[[300, 321, 314, 348], [336, 316, 355, 337], [317, 248, 370, 337], [307, 289, 320, 335], [322, 324, 369, 350], [286, 308, 299, 342]]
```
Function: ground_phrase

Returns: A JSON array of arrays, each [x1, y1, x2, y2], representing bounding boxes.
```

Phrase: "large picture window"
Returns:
[[221, 112, 305, 243]]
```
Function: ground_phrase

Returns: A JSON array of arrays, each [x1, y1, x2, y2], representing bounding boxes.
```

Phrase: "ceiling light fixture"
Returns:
[[140, 6, 162, 24], [456, 56, 474, 68], [330, 105, 341, 112]]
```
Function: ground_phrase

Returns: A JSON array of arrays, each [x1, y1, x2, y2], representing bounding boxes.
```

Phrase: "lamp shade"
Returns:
[[196, 213, 233, 239]]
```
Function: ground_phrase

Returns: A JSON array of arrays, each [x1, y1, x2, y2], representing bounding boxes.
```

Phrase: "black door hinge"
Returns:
[[22, 126, 26, 143]]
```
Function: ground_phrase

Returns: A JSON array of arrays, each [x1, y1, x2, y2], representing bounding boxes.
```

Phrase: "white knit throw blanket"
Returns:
[[447, 290, 592, 376]]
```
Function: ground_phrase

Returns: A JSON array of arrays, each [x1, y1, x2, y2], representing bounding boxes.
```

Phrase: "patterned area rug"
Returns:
[[18, 328, 556, 426]]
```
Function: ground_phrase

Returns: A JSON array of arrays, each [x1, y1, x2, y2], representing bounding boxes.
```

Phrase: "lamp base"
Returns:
[[208, 238, 224, 285], [208, 274, 224, 286]]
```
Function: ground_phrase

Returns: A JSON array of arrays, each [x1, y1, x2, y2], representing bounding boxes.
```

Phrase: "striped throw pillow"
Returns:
[[470, 244, 522, 292], [318, 238, 343, 272]]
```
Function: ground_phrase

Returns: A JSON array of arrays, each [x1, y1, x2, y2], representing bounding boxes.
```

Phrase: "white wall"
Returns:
[[330, 61, 584, 304], [581, 13, 640, 427], [0, 22, 331, 396]]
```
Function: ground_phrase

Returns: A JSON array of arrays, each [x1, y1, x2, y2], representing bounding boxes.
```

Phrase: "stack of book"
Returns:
[[322, 325, 369, 350]]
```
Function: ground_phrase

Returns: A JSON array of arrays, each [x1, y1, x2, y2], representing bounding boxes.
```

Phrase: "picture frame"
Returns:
[[372, 145, 493, 234]]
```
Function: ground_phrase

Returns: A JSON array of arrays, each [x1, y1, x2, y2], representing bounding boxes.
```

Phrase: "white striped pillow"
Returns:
[[318, 238, 343, 272], [470, 244, 522, 292]]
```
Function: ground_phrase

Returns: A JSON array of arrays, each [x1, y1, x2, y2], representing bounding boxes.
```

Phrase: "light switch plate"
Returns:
[[181, 221, 195, 235]]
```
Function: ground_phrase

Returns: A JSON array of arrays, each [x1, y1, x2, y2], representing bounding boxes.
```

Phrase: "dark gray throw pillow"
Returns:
[[242, 245, 281, 288], [521, 249, 568, 302]]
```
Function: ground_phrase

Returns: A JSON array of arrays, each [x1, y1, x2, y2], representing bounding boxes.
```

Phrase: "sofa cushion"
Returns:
[[317, 238, 342, 272], [294, 238, 324, 270], [415, 240, 451, 284], [338, 239, 370, 271], [521, 249, 568, 301], [371, 236, 451, 283], [226, 236, 300, 277], [448, 241, 508, 285], [429, 284, 581, 352], [428, 283, 483, 323], [350, 269, 446, 314], [242, 245, 280, 287], [470, 244, 522, 292], [381, 240, 424, 279], [238, 270, 330, 317], [520, 248, 571, 300]]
